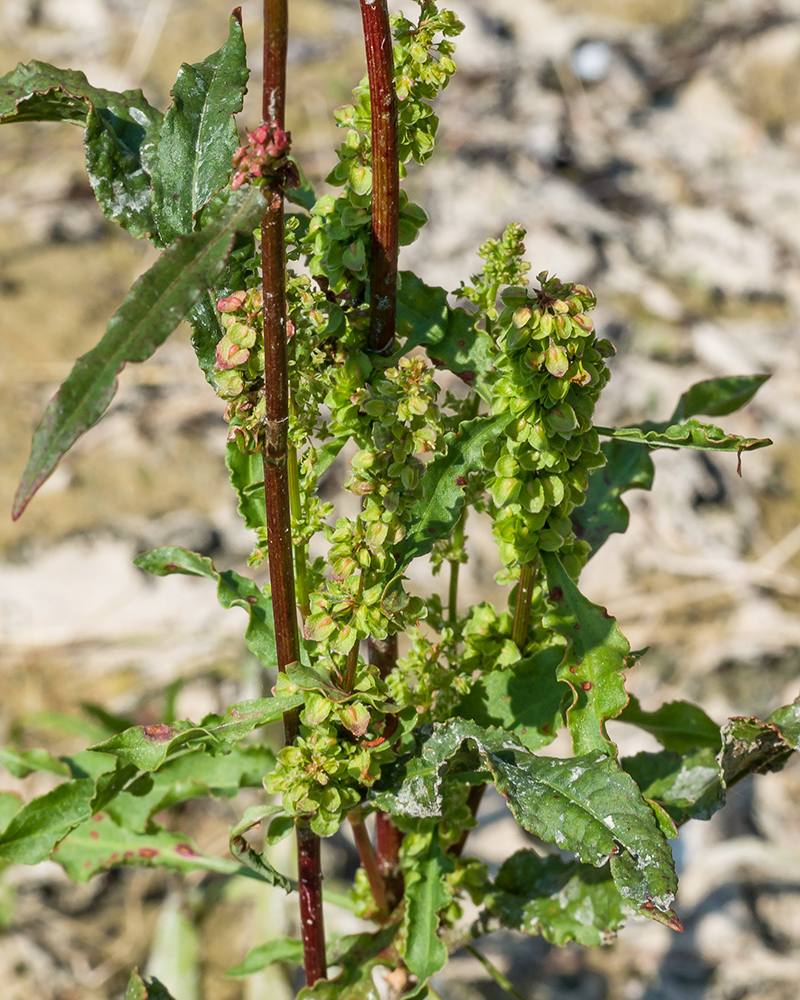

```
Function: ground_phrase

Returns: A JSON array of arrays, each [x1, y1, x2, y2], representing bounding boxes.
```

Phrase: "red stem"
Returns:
[[359, 0, 399, 355], [263, 0, 326, 985], [349, 810, 390, 921]]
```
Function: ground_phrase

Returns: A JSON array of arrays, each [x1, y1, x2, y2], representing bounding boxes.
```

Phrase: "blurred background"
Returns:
[[2, 0, 800, 997]]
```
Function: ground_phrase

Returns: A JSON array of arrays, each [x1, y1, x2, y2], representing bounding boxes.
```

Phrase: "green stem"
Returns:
[[511, 560, 537, 652], [465, 946, 528, 1000]]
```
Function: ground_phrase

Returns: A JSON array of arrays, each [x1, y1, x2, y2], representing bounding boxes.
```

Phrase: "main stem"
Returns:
[[263, 0, 326, 985]]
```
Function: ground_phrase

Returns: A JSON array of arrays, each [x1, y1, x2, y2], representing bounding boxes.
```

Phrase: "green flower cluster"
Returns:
[[459, 222, 531, 321], [212, 287, 266, 452], [488, 273, 615, 579]]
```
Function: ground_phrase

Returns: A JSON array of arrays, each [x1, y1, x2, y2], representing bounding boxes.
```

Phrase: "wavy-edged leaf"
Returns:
[[768, 700, 800, 748], [394, 414, 506, 571], [488, 851, 628, 946], [0, 60, 163, 240], [134, 545, 277, 668], [572, 440, 654, 556], [670, 374, 770, 422], [454, 645, 566, 751], [396, 272, 495, 400], [90, 694, 301, 771], [53, 814, 244, 882], [618, 695, 721, 754], [542, 552, 631, 756], [372, 720, 677, 914], [13, 185, 267, 519], [402, 831, 453, 983], [623, 748, 725, 825], [297, 926, 398, 1000], [226, 445, 266, 531], [229, 806, 294, 892], [596, 418, 770, 454], [125, 970, 177, 1000], [226, 938, 305, 978], [719, 716, 796, 786], [151, 12, 248, 244]]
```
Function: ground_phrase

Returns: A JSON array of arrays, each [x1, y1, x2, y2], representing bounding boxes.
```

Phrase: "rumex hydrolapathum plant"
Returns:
[[0, 2, 795, 998]]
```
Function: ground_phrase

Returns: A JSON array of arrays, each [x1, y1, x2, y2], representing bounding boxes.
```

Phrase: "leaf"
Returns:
[[618, 696, 721, 754], [718, 716, 796, 786], [394, 414, 506, 571], [487, 851, 628, 946], [402, 831, 453, 983], [541, 552, 631, 756], [571, 440, 654, 556], [134, 546, 278, 668], [188, 291, 225, 386], [396, 272, 495, 400], [622, 749, 725, 825], [0, 778, 95, 863], [768, 700, 800, 748], [90, 694, 301, 770], [372, 720, 677, 913], [595, 418, 771, 454], [0, 60, 163, 241], [13, 184, 267, 519], [226, 445, 266, 531], [297, 926, 398, 1000], [151, 12, 249, 244], [286, 157, 317, 211], [226, 937, 305, 978], [0, 793, 23, 833], [0, 747, 71, 779], [229, 806, 294, 893], [453, 645, 566, 751], [670, 374, 770, 422], [53, 814, 245, 882]]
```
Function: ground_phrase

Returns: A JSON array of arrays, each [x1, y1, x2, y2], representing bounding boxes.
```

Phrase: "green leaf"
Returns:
[[0, 747, 71, 779], [12, 185, 267, 519], [454, 645, 565, 751], [618, 696, 721, 754], [768, 700, 800, 748], [229, 806, 294, 893], [226, 445, 266, 530], [286, 157, 317, 211], [541, 552, 631, 756], [297, 926, 398, 1000], [394, 414, 506, 571], [572, 440, 654, 556], [226, 938, 305, 978], [396, 272, 495, 400], [718, 716, 797, 786], [125, 969, 177, 1000], [53, 814, 244, 882], [0, 779, 95, 863], [670, 374, 770, 422], [0, 793, 23, 833], [596, 418, 771, 455], [623, 748, 725, 825], [373, 720, 677, 913], [188, 291, 225, 387], [151, 12, 249, 244], [0, 61, 163, 241], [403, 831, 453, 983], [488, 851, 628, 946], [133, 546, 278, 668]]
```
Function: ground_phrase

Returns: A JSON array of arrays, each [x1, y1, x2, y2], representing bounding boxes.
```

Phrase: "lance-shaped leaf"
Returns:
[[91, 694, 302, 771], [541, 552, 631, 756], [297, 926, 399, 1000], [618, 696, 721, 754], [623, 748, 725, 826], [0, 778, 96, 863], [572, 440, 654, 556], [0, 60, 163, 241], [487, 851, 629, 946], [12, 185, 267, 519], [372, 720, 677, 913], [596, 418, 770, 454], [669, 374, 770, 422], [229, 806, 294, 893], [402, 831, 454, 983], [134, 545, 278, 668], [52, 813, 247, 882], [394, 414, 506, 572], [396, 272, 495, 400], [454, 645, 566, 752], [151, 11, 249, 244], [125, 970, 178, 1000], [226, 938, 305, 978]]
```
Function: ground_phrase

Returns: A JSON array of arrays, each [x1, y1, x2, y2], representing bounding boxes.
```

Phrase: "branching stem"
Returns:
[[349, 808, 390, 922]]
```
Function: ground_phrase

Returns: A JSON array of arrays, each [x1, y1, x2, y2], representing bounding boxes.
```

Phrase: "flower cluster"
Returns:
[[231, 121, 299, 191], [212, 287, 266, 452], [488, 273, 614, 580]]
